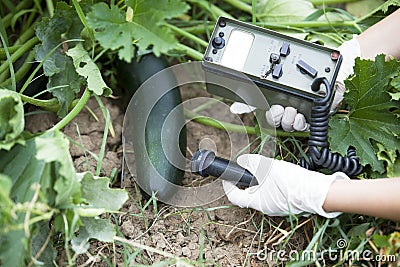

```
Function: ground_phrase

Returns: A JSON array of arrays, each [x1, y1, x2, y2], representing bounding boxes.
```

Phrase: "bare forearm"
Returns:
[[357, 8, 400, 60], [323, 178, 400, 221]]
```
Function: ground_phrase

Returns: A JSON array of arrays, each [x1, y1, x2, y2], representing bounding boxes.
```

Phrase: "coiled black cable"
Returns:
[[300, 77, 363, 177]]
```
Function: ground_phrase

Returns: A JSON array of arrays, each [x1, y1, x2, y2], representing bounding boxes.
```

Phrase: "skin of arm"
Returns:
[[357, 8, 400, 60], [323, 9, 400, 221], [323, 178, 400, 221]]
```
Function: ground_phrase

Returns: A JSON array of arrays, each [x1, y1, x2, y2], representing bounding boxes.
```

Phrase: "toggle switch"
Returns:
[[272, 63, 283, 78], [280, 42, 290, 56], [270, 53, 281, 64], [212, 36, 225, 49], [296, 59, 317, 78]]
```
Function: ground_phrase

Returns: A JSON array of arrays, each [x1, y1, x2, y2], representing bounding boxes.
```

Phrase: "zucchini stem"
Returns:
[[49, 88, 91, 131], [166, 23, 208, 47], [223, 0, 252, 14], [176, 43, 203, 60], [184, 108, 310, 138]]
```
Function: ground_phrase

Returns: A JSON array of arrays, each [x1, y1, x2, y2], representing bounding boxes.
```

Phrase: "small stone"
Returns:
[[181, 247, 191, 257]]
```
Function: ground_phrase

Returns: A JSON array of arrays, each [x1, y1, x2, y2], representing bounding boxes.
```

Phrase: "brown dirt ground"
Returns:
[[25, 88, 312, 266]]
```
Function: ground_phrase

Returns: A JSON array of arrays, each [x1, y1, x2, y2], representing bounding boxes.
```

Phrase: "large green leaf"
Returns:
[[256, 0, 316, 22], [376, 143, 400, 177], [31, 222, 57, 266], [0, 89, 24, 150], [79, 172, 128, 213], [0, 130, 80, 206], [329, 55, 400, 173], [0, 130, 79, 265], [71, 172, 128, 254], [34, 2, 84, 116], [86, 1, 189, 62], [71, 217, 116, 254], [66, 43, 112, 96]]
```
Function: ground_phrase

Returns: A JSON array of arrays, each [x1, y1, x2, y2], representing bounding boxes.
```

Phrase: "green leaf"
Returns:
[[346, 0, 384, 18], [31, 222, 57, 266], [71, 217, 115, 254], [47, 60, 83, 117], [373, 234, 390, 248], [34, 2, 84, 116], [390, 75, 400, 100], [329, 55, 400, 173], [0, 89, 24, 150], [376, 143, 400, 177], [0, 174, 13, 226], [86, 1, 189, 61], [356, 0, 400, 31], [0, 229, 29, 267], [80, 172, 128, 212], [0, 130, 79, 265], [256, 0, 316, 22], [34, 2, 83, 76], [347, 222, 370, 238], [66, 43, 111, 96], [0, 130, 79, 207]]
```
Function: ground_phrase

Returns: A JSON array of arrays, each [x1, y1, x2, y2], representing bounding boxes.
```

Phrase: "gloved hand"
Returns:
[[222, 154, 350, 218], [230, 37, 361, 132]]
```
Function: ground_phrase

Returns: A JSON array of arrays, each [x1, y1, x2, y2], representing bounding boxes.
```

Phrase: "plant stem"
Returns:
[[0, 30, 16, 90], [0, 36, 39, 81], [223, 0, 252, 14], [0, 50, 35, 86], [176, 43, 203, 60], [1, 0, 33, 29], [186, 0, 233, 20], [14, 26, 35, 45], [307, 0, 358, 5], [19, 95, 57, 112], [191, 97, 223, 113], [255, 20, 358, 30], [96, 108, 110, 176], [251, 0, 256, 23], [45, 0, 54, 17], [49, 88, 91, 131], [181, 19, 360, 34], [185, 108, 256, 134], [166, 23, 208, 47], [0, 45, 22, 59], [184, 109, 310, 138]]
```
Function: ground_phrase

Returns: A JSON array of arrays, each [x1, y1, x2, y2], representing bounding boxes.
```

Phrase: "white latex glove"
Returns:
[[332, 37, 361, 110], [229, 37, 361, 131], [222, 154, 350, 218], [266, 105, 308, 132]]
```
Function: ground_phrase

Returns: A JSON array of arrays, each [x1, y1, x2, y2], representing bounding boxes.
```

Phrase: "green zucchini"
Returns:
[[118, 53, 186, 201]]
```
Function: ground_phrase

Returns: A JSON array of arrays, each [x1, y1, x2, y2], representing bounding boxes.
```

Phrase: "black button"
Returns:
[[325, 67, 331, 73], [219, 20, 226, 27], [212, 49, 217, 54], [280, 42, 290, 56], [296, 59, 317, 78], [212, 37, 225, 49], [272, 64, 283, 79], [270, 53, 281, 64], [219, 32, 224, 37]]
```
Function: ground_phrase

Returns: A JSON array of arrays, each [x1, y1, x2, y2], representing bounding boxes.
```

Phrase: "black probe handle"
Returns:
[[190, 149, 258, 187]]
